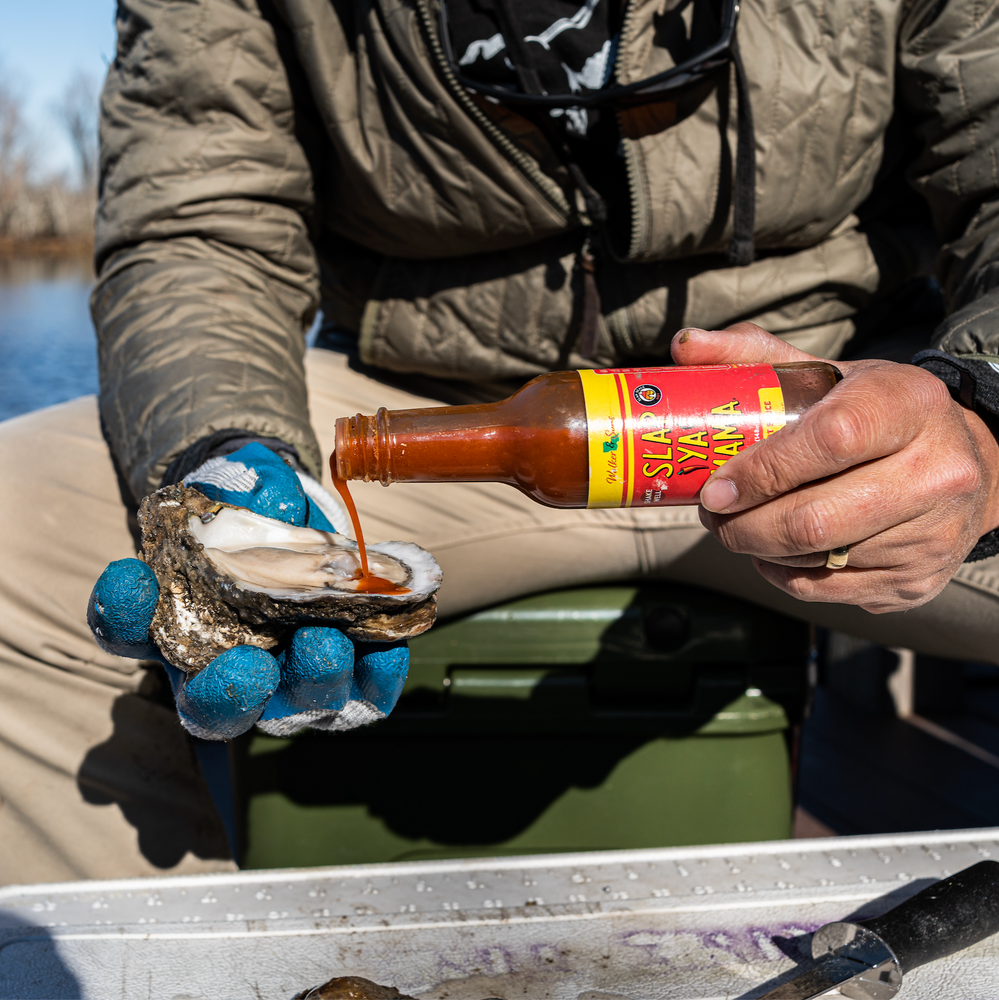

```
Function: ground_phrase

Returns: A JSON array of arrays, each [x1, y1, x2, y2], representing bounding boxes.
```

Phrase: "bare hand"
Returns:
[[672, 323, 999, 613]]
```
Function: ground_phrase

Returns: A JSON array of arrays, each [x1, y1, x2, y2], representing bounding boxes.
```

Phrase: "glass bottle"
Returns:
[[332, 362, 841, 509]]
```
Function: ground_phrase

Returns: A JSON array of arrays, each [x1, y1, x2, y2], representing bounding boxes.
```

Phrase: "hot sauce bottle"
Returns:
[[331, 362, 841, 509]]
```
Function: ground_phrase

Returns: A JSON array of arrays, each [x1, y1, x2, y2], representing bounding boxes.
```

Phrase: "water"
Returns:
[[0, 257, 98, 422], [0, 259, 323, 424]]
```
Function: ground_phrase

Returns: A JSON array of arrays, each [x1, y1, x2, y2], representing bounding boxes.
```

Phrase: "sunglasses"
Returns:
[[437, 0, 740, 110]]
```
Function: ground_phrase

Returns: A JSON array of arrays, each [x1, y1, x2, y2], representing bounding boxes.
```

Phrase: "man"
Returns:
[[1, 0, 997, 882]]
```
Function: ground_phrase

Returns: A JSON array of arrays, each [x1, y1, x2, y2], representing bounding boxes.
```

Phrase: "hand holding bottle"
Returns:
[[672, 323, 999, 613]]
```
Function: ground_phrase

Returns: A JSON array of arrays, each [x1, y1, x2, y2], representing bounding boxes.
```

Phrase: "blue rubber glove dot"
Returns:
[[260, 627, 355, 720], [86, 444, 410, 740], [177, 646, 282, 741], [87, 558, 161, 659], [353, 642, 411, 716]]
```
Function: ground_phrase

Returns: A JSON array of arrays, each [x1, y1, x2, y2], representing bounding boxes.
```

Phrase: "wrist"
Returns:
[[161, 430, 305, 488], [912, 349, 999, 560], [963, 407, 999, 537]]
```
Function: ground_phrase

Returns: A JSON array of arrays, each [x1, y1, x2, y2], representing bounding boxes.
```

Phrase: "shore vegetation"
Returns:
[[1, 70, 97, 259]]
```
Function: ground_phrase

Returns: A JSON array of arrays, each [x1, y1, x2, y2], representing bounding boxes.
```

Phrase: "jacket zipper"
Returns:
[[614, 0, 649, 260], [415, 0, 571, 219]]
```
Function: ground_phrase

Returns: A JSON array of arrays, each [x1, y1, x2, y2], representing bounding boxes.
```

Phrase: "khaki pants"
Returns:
[[2, 347, 998, 884]]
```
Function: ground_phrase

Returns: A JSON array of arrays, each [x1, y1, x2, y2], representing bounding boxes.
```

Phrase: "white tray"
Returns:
[[2, 828, 998, 999]]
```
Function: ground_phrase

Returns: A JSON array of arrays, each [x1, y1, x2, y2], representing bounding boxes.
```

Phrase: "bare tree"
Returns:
[[0, 77, 32, 190], [0, 74, 36, 236], [0, 69, 96, 242], [56, 71, 99, 191]]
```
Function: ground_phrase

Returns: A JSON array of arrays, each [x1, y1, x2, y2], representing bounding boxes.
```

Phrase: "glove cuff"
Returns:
[[255, 701, 385, 737], [310, 700, 385, 731], [161, 430, 306, 488], [912, 349, 999, 562]]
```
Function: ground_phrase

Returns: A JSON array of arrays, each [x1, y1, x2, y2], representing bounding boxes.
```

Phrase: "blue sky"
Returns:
[[1, 0, 117, 178]]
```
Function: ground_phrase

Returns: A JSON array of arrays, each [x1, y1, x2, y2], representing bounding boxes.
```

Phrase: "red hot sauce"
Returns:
[[329, 463, 410, 595]]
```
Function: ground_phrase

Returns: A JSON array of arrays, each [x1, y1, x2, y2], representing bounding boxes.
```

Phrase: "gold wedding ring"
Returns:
[[825, 545, 850, 570]]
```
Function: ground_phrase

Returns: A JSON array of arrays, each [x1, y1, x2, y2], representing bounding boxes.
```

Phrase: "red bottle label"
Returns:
[[579, 365, 786, 508]]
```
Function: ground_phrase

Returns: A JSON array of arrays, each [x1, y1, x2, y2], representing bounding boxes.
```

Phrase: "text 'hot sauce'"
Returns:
[[331, 363, 841, 509]]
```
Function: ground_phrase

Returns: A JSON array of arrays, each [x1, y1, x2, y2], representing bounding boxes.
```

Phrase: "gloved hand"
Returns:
[[87, 443, 410, 740]]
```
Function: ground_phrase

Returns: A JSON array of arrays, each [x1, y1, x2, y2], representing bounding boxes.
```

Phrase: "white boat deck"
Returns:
[[2, 828, 998, 999]]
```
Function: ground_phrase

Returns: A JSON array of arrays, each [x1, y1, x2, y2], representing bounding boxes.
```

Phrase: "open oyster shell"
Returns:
[[138, 485, 441, 673]]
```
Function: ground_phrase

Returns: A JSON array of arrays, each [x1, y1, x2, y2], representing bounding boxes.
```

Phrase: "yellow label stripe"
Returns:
[[758, 386, 786, 439], [615, 372, 635, 508], [579, 369, 626, 508]]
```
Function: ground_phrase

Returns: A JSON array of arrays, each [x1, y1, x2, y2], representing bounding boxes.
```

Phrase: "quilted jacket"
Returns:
[[92, 0, 999, 500]]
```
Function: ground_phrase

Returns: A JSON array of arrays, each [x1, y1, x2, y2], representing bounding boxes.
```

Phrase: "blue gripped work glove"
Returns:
[[87, 443, 410, 740]]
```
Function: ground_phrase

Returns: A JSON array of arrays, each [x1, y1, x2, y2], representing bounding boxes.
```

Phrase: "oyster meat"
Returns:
[[138, 485, 442, 673]]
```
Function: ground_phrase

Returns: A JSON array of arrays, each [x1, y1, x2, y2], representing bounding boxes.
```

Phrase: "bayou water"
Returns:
[[0, 256, 97, 422]]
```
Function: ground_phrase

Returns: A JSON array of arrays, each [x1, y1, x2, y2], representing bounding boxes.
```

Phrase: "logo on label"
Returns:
[[580, 365, 787, 509], [633, 384, 662, 406]]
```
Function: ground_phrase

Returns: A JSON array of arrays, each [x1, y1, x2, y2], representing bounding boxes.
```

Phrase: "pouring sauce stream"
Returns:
[[329, 456, 410, 595]]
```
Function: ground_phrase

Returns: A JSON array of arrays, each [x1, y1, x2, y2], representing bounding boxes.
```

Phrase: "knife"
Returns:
[[758, 859, 999, 999]]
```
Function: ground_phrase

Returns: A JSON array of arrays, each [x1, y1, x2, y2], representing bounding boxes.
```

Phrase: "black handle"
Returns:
[[857, 860, 999, 972]]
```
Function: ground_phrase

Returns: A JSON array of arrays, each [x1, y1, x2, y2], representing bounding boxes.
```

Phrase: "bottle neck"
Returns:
[[335, 409, 393, 485], [334, 401, 518, 486], [332, 371, 588, 505]]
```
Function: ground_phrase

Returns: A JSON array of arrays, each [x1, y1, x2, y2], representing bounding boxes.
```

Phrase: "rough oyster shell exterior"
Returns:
[[138, 485, 440, 673]]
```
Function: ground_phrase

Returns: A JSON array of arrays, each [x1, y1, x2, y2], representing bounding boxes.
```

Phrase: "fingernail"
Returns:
[[701, 477, 738, 512], [675, 327, 705, 345]]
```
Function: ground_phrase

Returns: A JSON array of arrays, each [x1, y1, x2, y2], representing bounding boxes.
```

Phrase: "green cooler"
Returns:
[[239, 584, 810, 867]]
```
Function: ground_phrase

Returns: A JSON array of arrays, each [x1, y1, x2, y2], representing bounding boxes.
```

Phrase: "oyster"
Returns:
[[138, 485, 441, 673], [295, 977, 414, 1000], [294, 976, 503, 1000]]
